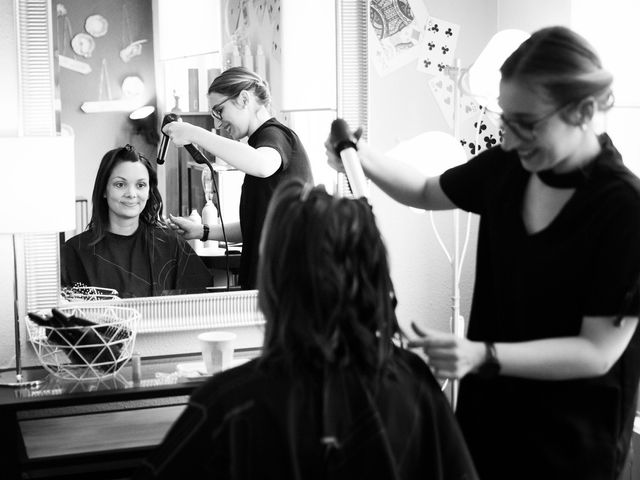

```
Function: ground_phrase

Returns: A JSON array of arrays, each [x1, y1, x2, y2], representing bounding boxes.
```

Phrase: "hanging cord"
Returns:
[[98, 59, 112, 101], [210, 168, 231, 290], [62, 16, 75, 58]]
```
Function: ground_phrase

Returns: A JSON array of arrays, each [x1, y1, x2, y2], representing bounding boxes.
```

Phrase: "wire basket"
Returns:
[[26, 305, 139, 381], [61, 283, 120, 302]]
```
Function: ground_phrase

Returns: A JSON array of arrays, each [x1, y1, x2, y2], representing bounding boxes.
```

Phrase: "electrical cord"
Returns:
[[184, 144, 231, 291]]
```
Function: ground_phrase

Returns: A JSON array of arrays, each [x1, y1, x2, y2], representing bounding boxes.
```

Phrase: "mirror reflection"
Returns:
[[61, 144, 212, 298], [52, 0, 335, 298]]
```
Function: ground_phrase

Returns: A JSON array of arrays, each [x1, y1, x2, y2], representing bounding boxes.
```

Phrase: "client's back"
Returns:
[[134, 180, 478, 480]]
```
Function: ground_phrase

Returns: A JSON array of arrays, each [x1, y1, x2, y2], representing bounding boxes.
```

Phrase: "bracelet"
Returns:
[[201, 224, 210, 242]]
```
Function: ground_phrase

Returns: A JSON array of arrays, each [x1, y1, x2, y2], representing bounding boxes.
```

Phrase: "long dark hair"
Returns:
[[257, 179, 400, 380], [88, 145, 164, 244], [501, 26, 614, 111]]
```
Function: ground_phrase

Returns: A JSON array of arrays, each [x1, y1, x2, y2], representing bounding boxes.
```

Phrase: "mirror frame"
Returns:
[[19, 0, 368, 336]]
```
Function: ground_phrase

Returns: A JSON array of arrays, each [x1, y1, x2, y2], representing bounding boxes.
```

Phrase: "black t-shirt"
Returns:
[[62, 224, 212, 297], [440, 134, 640, 479], [239, 118, 313, 289]]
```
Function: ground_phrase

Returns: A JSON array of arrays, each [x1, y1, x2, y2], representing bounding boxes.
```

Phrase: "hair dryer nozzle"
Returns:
[[157, 113, 181, 165]]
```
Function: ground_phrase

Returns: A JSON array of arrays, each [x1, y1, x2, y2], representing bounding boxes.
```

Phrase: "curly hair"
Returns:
[[257, 179, 399, 379], [88, 145, 164, 245]]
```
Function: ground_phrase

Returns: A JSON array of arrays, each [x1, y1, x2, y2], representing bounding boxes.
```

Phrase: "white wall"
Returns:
[[497, 0, 571, 31], [0, 1, 20, 368], [370, 0, 497, 335]]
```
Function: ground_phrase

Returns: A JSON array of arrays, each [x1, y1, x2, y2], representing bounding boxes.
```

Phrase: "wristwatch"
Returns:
[[477, 342, 501, 378], [201, 224, 210, 242]]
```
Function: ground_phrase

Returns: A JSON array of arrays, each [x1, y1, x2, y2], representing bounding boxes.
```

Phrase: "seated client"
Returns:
[[133, 179, 478, 480], [61, 144, 211, 298]]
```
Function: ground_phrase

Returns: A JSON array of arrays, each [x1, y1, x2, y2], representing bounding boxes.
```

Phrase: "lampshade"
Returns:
[[387, 131, 466, 176], [387, 131, 466, 214], [0, 136, 76, 233], [467, 29, 530, 112]]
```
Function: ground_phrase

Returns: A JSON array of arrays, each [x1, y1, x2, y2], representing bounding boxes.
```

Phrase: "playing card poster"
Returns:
[[417, 16, 461, 76], [370, 0, 429, 76], [417, 15, 504, 158]]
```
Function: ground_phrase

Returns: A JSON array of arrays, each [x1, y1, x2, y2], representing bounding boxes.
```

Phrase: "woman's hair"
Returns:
[[88, 145, 164, 244], [501, 26, 614, 111], [257, 179, 399, 379], [208, 66, 271, 107]]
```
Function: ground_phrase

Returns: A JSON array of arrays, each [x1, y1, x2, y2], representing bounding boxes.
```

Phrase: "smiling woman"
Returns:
[[61, 145, 212, 297]]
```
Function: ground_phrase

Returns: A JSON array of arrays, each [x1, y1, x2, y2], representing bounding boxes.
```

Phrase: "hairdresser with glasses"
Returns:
[[162, 66, 313, 289], [326, 27, 640, 480], [61, 145, 212, 298]]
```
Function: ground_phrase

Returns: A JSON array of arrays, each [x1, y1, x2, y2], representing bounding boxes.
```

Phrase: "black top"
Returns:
[[61, 225, 212, 297], [239, 118, 313, 289], [440, 134, 640, 479], [133, 348, 479, 480]]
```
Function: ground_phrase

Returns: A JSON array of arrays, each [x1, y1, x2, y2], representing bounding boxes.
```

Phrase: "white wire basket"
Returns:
[[61, 284, 120, 302], [26, 305, 139, 381]]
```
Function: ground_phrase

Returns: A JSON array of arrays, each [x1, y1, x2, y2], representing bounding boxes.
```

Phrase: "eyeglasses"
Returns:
[[490, 103, 569, 142], [209, 96, 234, 121]]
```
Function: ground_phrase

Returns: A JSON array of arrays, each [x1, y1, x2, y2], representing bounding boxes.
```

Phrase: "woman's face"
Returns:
[[498, 79, 584, 173], [208, 91, 248, 140], [105, 160, 150, 224]]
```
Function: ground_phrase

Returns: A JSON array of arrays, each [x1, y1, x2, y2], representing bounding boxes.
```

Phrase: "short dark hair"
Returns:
[[257, 179, 399, 379], [501, 26, 614, 110], [88, 145, 164, 244]]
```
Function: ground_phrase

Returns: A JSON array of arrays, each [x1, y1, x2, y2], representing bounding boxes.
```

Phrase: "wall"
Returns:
[[369, 0, 497, 335], [0, 1, 19, 368], [497, 0, 571, 30], [53, 0, 157, 209]]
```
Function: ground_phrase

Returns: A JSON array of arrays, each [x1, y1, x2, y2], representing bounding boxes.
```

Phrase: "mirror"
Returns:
[[18, 0, 367, 338]]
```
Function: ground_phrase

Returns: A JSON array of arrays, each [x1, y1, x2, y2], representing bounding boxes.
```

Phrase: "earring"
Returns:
[[580, 124, 587, 131]]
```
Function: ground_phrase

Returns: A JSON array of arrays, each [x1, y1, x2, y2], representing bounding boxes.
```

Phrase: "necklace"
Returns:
[[537, 166, 588, 189]]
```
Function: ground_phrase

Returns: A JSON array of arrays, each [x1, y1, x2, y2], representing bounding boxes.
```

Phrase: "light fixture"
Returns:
[[385, 30, 528, 407], [0, 136, 75, 387], [387, 131, 470, 399], [465, 29, 530, 112]]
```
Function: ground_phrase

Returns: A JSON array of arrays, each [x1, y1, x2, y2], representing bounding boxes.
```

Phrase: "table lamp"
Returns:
[[0, 136, 75, 387]]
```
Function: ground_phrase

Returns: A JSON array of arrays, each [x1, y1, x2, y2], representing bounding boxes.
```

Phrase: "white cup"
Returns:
[[197, 331, 237, 374]]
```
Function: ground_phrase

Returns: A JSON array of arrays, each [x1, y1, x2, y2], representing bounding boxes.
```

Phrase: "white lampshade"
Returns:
[[467, 29, 530, 112], [387, 131, 466, 214], [387, 131, 466, 177], [0, 136, 76, 233]]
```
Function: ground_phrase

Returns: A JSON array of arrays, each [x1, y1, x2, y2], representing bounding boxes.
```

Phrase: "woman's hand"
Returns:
[[324, 126, 363, 173], [162, 121, 203, 147], [324, 138, 346, 173], [408, 322, 486, 380], [167, 214, 204, 240]]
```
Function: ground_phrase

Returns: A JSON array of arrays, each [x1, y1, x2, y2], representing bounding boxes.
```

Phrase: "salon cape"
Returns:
[[133, 347, 478, 480], [61, 224, 212, 297]]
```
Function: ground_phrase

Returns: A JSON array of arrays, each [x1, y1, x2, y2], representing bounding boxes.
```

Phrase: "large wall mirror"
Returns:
[[17, 0, 368, 357]]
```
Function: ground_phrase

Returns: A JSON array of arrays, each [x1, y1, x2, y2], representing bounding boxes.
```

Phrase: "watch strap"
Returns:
[[201, 224, 210, 242], [477, 342, 500, 378]]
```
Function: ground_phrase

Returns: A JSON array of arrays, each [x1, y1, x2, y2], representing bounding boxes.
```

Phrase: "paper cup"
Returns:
[[197, 331, 237, 374]]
